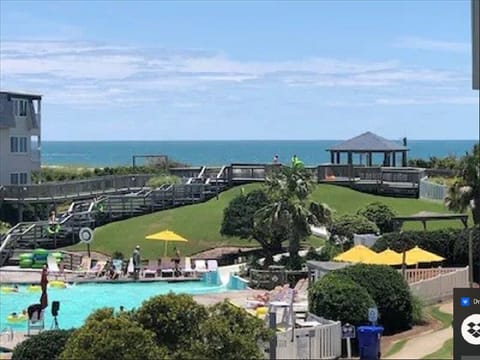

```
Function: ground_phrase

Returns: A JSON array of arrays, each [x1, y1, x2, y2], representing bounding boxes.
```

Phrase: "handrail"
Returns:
[[216, 166, 227, 179], [0, 327, 13, 342], [197, 166, 206, 179]]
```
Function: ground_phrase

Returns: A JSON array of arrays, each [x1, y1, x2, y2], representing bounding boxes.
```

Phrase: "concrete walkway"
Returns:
[[385, 302, 453, 360]]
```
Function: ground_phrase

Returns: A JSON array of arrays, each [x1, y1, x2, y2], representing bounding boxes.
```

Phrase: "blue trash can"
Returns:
[[357, 326, 384, 360]]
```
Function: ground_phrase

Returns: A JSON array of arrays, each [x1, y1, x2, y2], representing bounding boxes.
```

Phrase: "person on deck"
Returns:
[[132, 245, 141, 280]]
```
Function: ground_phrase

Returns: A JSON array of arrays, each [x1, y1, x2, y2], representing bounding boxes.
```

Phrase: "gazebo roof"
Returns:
[[327, 131, 408, 152]]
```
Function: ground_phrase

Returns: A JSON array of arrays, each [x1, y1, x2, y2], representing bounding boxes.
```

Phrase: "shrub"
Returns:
[[335, 264, 413, 334], [317, 241, 342, 261], [111, 251, 124, 260], [59, 314, 165, 360], [147, 175, 181, 188], [309, 273, 376, 326], [357, 202, 396, 233], [0, 221, 10, 234], [134, 293, 208, 352], [411, 294, 425, 325], [190, 301, 273, 360], [12, 330, 74, 360], [329, 214, 379, 244]]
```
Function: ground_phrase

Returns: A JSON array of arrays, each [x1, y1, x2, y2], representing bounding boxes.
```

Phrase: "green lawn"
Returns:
[[65, 183, 460, 258], [384, 339, 407, 358], [423, 338, 452, 359]]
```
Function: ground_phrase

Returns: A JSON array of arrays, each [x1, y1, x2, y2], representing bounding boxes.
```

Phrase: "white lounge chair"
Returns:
[[194, 260, 208, 273], [160, 257, 174, 277], [207, 259, 218, 272], [143, 259, 160, 278], [181, 257, 194, 277], [85, 260, 107, 278], [47, 255, 65, 280]]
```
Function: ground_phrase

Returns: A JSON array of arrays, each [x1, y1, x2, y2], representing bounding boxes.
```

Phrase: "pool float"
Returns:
[[27, 285, 41, 292], [49, 280, 67, 288], [0, 287, 18, 293], [7, 314, 27, 323]]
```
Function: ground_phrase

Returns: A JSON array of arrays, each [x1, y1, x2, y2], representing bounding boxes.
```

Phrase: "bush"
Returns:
[[12, 330, 74, 360], [357, 202, 396, 233], [134, 293, 208, 352], [147, 175, 181, 188], [335, 264, 413, 334], [411, 294, 425, 325], [317, 241, 342, 261], [329, 214, 379, 244], [59, 314, 165, 360], [190, 301, 273, 360], [0, 221, 10, 234], [309, 273, 376, 326], [111, 251, 124, 260]]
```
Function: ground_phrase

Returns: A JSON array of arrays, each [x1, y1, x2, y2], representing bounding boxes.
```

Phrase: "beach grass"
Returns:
[[65, 183, 460, 257]]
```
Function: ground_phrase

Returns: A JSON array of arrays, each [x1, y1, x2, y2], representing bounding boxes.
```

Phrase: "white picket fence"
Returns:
[[409, 266, 469, 304], [269, 315, 342, 360]]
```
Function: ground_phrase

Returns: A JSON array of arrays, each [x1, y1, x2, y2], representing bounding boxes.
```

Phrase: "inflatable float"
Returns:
[[7, 313, 27, 323], [27, 285, 41, 292], [0, 286, 18, 293], [49, 280, 67, 288]]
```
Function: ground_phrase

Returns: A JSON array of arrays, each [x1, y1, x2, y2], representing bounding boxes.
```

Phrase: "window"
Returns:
[[14, 99, 27, 117], [20, 173, 28, 184], [19, 137, 27, 152], [10, 173, 19, 185], [10, 137, 18, 153]]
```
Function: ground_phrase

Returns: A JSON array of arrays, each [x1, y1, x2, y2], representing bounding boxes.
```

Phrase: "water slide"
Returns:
[[310, 225, 330, 240]]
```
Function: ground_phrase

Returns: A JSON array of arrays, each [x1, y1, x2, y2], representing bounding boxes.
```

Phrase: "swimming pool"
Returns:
[[0, 281, 227, 330]]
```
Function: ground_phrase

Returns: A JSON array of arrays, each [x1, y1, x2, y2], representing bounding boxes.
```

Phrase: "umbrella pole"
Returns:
[[164, 241, 168, 257]]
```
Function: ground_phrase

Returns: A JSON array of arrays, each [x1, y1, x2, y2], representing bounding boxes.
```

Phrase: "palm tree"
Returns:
[[256, 162, 317, 268], [445, 145, 480, 224]]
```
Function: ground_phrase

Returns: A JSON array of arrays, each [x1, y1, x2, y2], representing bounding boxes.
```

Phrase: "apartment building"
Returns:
[[0, 91, 42, 185]]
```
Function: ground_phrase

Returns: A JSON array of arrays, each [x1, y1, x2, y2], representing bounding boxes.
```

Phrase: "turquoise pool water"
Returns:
[[0, 281, 226, 330]]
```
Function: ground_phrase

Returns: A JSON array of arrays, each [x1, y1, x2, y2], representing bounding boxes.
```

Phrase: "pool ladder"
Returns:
[[0, 327, 13, 342]]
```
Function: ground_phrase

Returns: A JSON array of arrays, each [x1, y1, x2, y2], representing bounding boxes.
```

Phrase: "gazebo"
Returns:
[[327, 131, 409, 167]]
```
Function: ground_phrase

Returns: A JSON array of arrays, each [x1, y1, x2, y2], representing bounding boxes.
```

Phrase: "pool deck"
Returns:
[[0, 267, 202, 284]]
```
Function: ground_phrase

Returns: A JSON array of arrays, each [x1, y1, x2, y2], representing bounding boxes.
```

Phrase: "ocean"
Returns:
[[42, 140, 478, 167]]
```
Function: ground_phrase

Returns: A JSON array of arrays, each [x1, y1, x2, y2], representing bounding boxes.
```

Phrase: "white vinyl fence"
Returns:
[[409, 266, 469, 304], [419, 177, 448, 201], [268, 314, 342, 360]]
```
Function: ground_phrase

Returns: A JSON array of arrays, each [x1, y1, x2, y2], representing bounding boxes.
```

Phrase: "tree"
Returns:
[[134, 293, 208, 353], [309, 202, 333, 226], [357, 202, 396, 233], [191, 301, 273, 360], [329, 214, 379, 247], [221, 189, 285, 266], [257, 163, 317, 267], [445, 144, 480, 224], [59, 310, 166, 360]]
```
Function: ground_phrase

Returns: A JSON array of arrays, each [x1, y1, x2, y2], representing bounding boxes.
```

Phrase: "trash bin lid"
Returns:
[[358, 326, 384, 333]]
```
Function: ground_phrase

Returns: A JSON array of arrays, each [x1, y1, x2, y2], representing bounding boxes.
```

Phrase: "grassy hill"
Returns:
[[66, 183, 462, 258]]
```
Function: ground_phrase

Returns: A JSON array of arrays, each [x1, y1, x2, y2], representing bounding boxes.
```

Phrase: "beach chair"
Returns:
[[111, 259, 123, 278], [27, 304, 44, 336], [86, 260, 107, 278], [181, 257, 194, 277], [143, 259, 160, 278], [207, 259, 218, 272], [194, 260, 208, 274], [159, 257, 174, 277]]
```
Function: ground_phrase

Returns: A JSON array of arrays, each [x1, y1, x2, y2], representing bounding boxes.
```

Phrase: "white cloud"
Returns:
[[393, 36, 470, 52], [0, 39, 471, 105], [376, 96, 479, 105]]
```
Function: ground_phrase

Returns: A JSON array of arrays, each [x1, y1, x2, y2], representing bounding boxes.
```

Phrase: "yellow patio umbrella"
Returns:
[[405, 246, 445, 264], [334, 244, 378, 263], [145, 230, 188, 256], [364, 248, 417, 266]]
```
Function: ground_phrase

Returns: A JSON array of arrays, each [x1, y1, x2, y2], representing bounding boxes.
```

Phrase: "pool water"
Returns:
[[0, 281, 226, 330]]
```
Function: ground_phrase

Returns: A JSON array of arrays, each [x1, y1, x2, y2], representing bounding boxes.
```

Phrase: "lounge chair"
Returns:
[[143, 259, 160, 278], [194, 260, 208, 274], [207, 259, 218, 272], [76, 256, 91, 272], [86, 260, 107, 278], [181, 257, 194, 277], [159, 257, 174, 277]]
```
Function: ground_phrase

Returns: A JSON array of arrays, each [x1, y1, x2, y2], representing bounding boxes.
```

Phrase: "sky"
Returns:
[[0, 0, 479, 141]]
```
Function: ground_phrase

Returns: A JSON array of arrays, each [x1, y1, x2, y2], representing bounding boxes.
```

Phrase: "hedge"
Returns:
[[309, 273, 376, 327], [335, 264, 413, 334], [373, 227, 480, 267], [12, 330, 74, 360]]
